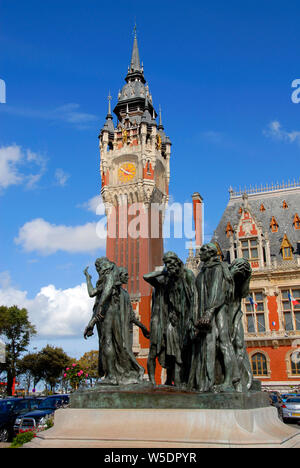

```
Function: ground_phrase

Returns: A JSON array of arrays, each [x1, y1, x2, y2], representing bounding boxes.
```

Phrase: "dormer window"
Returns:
[[270, 216, 279, 233], [214, 241, 224, 261], [241, 238, 259, 261], [293, 213, 300, 230], [260, 204, 266, 212], [225, 222, 234, 237], [281, 234, 293, 260]]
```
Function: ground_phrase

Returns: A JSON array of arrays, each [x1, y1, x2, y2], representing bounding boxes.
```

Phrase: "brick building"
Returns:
[[187, 182, 300, 392]]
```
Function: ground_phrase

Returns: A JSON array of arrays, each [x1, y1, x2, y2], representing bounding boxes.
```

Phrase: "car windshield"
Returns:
[[286, 398, 300, 403], [0, 400, 14, 412], [12, 400, 31, 411], [38, 399, 57, 410]]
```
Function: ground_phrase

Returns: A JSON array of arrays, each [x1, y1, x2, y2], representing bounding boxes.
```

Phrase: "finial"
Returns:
[[107, 90, 112, 115], [158, 104, 164, 130]]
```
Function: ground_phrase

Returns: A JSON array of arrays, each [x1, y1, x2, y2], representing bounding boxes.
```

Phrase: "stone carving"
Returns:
[[143, 252, 196, 387], [83, 258, 147, 385]]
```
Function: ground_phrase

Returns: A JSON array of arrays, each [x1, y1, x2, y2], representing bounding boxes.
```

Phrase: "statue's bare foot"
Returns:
[[213, 383, 235, 393], [234, 381, 243, 393], [100, 376, 118, 385]]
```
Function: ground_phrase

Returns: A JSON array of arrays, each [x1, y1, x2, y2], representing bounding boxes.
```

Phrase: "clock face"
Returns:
[[118, 162, 136, 183]]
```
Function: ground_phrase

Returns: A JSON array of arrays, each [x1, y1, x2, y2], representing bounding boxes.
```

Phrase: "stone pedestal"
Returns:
[[25, 406, 300, 448], [24, 386, 300, 448]]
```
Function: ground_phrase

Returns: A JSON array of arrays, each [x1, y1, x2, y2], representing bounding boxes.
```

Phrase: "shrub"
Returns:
[[10, 430, 36, 448], [63, 363, 88, 390]]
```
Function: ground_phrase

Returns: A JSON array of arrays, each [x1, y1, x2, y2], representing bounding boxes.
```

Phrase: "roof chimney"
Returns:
[[192, 192, 204, 249]]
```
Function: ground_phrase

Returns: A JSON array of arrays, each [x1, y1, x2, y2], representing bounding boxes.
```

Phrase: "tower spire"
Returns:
[[130, 27, 141, 72]]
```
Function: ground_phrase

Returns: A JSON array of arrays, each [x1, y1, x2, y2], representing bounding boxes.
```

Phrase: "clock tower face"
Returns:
[[118, 162, 136, 183]]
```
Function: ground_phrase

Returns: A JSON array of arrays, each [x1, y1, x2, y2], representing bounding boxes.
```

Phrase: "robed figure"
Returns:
[[83, 258, 145, 385], [229, 258, 253, 391], [143, 252, 196, 387], [188, 244, 241, 393]]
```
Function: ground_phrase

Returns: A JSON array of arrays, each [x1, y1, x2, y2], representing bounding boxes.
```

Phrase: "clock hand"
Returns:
[[120, 167, 131, 175]]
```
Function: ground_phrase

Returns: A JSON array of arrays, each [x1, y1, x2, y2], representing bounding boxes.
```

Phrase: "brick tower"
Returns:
[[98, 32, 171, 372]]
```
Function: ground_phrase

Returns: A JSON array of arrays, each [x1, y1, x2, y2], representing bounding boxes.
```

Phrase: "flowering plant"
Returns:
[[63, 363, 88, 390]]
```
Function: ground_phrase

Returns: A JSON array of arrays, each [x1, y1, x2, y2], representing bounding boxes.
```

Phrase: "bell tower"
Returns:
[[98, 32, 172, 368]]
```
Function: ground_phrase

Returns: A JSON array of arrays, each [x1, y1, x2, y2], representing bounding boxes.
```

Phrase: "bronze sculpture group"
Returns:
[[83, 243, 253, 393]]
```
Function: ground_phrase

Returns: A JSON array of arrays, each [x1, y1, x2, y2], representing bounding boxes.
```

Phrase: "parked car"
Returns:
[[0, 397, 40, 442], [13, 395, 68, 435], [281, 393, 299, 402], [281, 397, 300, 423]]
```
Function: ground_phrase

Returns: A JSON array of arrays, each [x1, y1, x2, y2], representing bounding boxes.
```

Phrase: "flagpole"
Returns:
[[250, 297, 258, 335], [289, 292, 296, 330]]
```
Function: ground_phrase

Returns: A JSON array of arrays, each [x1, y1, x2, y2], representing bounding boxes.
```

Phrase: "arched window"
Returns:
[[251, 353, 268, 376], [290, 352, 300, 376]]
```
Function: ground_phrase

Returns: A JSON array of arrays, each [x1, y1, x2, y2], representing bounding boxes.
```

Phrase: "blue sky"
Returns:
[[1, 0, 300, 359]]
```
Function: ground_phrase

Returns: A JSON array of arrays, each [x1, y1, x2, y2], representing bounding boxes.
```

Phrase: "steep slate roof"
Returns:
[[213, 186, 300, 262]]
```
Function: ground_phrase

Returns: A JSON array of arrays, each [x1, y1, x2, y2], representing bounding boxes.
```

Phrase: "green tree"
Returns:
[[37, 345, 72, 393], [78, 350, 99, 386], [0, 306, 36, 396], [17, 353, 44, 394]]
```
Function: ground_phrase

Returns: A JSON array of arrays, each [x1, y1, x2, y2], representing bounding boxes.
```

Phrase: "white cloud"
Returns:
[[263, 121, 300, 145], [79, 194, 105, 214], [200, 130, 224, 143], [55, 168, 70, 187], [0, 144, 47, 190], [15, 218, 106, 255], [0, 273, 94, 337], [1, 103, 98, 129], [0, 145, 23, 188]]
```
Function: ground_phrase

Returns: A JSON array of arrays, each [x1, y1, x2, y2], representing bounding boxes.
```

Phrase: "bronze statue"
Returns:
[[188, 243, 241, 393], [229, 258, 253, 391], [82, 249, 253, 393], [83, 258, 145, 385], [118, 266, 150, 350], [143, 252, 196, 387]]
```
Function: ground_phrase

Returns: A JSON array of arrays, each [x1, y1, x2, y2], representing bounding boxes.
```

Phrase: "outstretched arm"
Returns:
[[130, 313, 150, 339], [143, 269, 166, 288], [83, 267, 98, 297]]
